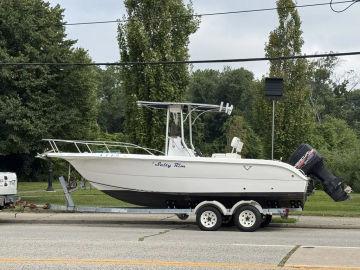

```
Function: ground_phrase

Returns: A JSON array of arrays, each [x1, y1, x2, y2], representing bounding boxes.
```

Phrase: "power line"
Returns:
[[64, 0, 356, 26], [1, 51, 360, 67], [330, 0, 359, 12]]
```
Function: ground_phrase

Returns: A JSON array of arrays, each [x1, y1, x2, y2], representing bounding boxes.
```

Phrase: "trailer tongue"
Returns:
[[288, 144, 352, 202]]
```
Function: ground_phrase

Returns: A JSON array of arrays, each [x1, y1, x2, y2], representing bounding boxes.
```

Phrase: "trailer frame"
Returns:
[[49, 176, 302, 231]]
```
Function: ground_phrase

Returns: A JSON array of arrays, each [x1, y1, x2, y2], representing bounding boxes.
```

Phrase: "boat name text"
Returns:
[[153, 161, 185, 169]]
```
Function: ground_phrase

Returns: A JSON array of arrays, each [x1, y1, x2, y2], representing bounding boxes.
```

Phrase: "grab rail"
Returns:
[[42, 139, 164, 156]]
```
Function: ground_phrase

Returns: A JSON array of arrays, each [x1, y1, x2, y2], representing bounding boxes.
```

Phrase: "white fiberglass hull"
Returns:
[[47, 152, 309, 208]]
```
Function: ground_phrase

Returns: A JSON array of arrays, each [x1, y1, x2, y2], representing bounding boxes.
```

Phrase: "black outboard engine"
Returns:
[[288, 144, 352, 202]]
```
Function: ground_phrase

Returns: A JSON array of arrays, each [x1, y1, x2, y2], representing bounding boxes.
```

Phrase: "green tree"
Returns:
[[188, 68, 261, 156], [308, 57, 339, 122], [188, 67, 255, 116], [188, 69, 220, 104], [0, 1, 98, 180], [312, 117, 360, 192], [308, 57, 360, 134], [225, 116, 264, 158], [254, 0, 314, 159], [97, 66, 125, 133], [118, 0, 199, 149], [342, 89, 360, 134]]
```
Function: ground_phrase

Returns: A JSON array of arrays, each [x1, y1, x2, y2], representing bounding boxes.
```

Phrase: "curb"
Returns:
[[2, 211, 360, 229], [1, 218, 360, 229], [269, 223, 360, 230]]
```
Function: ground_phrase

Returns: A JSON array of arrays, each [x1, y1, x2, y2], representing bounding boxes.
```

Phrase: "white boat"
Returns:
[[40, 101, 350, 210]]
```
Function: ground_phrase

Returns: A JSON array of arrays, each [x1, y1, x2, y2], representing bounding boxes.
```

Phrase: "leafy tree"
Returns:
[[189, 68, 255, 116], [254, 0, 314, 159], [308, 57, 360, 135], [312, 117, 360, 192], [187, 69, 225, 154], [0, 1, 98, 180], [97, 66, 125, 133], [308, 57, 339, 122], [216, 68, 255, 119], [188, 68, 261, 155], [187, 69, 220, 104], [118, 0, 199, 150], [342, 89, 360, 134], [225, 116, 264, 158]]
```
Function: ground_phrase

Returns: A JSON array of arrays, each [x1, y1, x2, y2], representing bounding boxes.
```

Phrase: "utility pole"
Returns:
[[265, 78, 284, 160]]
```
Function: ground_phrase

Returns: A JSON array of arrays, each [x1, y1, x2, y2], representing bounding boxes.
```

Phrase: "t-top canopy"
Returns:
[[137, 101, 233, 115]]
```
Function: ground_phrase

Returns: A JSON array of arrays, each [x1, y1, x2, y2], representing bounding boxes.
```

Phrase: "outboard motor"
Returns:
[[288, 144, 352, 202]]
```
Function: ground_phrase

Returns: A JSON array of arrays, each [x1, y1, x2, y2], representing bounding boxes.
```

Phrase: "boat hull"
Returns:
[[47, 153, 309, 208]]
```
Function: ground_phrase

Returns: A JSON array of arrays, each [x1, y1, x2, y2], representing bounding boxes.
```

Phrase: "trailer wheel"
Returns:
[[260, 214, 272, 228], [176, 214, 189, 220], [196, 206, 222, 231], [234, 205, 262, 232]]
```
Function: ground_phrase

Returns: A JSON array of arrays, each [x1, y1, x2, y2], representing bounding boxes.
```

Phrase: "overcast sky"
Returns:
[[48, 0, 360, 79]]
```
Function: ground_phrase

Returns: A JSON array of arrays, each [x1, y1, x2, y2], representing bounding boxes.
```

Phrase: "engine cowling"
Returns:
[[288, 144, 351, 202]]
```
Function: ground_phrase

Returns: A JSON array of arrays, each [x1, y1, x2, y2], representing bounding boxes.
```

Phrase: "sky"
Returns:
[[48, 0, 360, 80]]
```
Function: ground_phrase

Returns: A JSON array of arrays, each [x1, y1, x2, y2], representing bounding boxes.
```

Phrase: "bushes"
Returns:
[[312, 117, 360, 191]]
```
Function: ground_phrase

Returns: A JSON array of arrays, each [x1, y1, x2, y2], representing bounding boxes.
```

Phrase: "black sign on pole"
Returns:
[[265, 78, 284, 99], [264, 77, 283, 160]]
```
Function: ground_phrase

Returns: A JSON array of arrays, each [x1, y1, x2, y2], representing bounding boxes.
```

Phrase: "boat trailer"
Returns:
[[48, 176, 302, 232]]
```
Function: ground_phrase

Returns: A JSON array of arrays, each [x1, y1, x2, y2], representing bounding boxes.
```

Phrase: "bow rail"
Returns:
[[42, 139, 164, 156]]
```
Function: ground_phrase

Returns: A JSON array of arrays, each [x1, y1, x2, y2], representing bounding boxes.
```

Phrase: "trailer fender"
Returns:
[[230, 200, 263, 215], [194, 201, 229, 216]]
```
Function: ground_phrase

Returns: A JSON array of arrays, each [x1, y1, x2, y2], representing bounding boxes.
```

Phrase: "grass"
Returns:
[[17, 181, 133, 207], [302, 190, 360, 217], [15, 182, 360, 217]]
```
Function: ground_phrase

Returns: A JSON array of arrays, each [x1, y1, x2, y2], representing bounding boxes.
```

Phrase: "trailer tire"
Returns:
[[260, 214, 272, 228], [196, 206, 222, 231], [176, 214, 189, 220], [234, 205, 262, 232]]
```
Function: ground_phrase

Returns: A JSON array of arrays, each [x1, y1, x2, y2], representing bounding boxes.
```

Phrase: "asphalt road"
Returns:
[[1, 215, 360, 270]]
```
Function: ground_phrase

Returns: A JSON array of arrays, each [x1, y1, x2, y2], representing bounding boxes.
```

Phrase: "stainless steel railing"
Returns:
[[42, 139, 164, 156]]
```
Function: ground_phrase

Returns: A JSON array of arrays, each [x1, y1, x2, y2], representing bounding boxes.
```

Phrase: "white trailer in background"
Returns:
[[0, 172, 17, 209]]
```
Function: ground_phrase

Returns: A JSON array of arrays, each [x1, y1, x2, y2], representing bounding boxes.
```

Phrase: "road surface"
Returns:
[[0, 214, 360, 269]]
